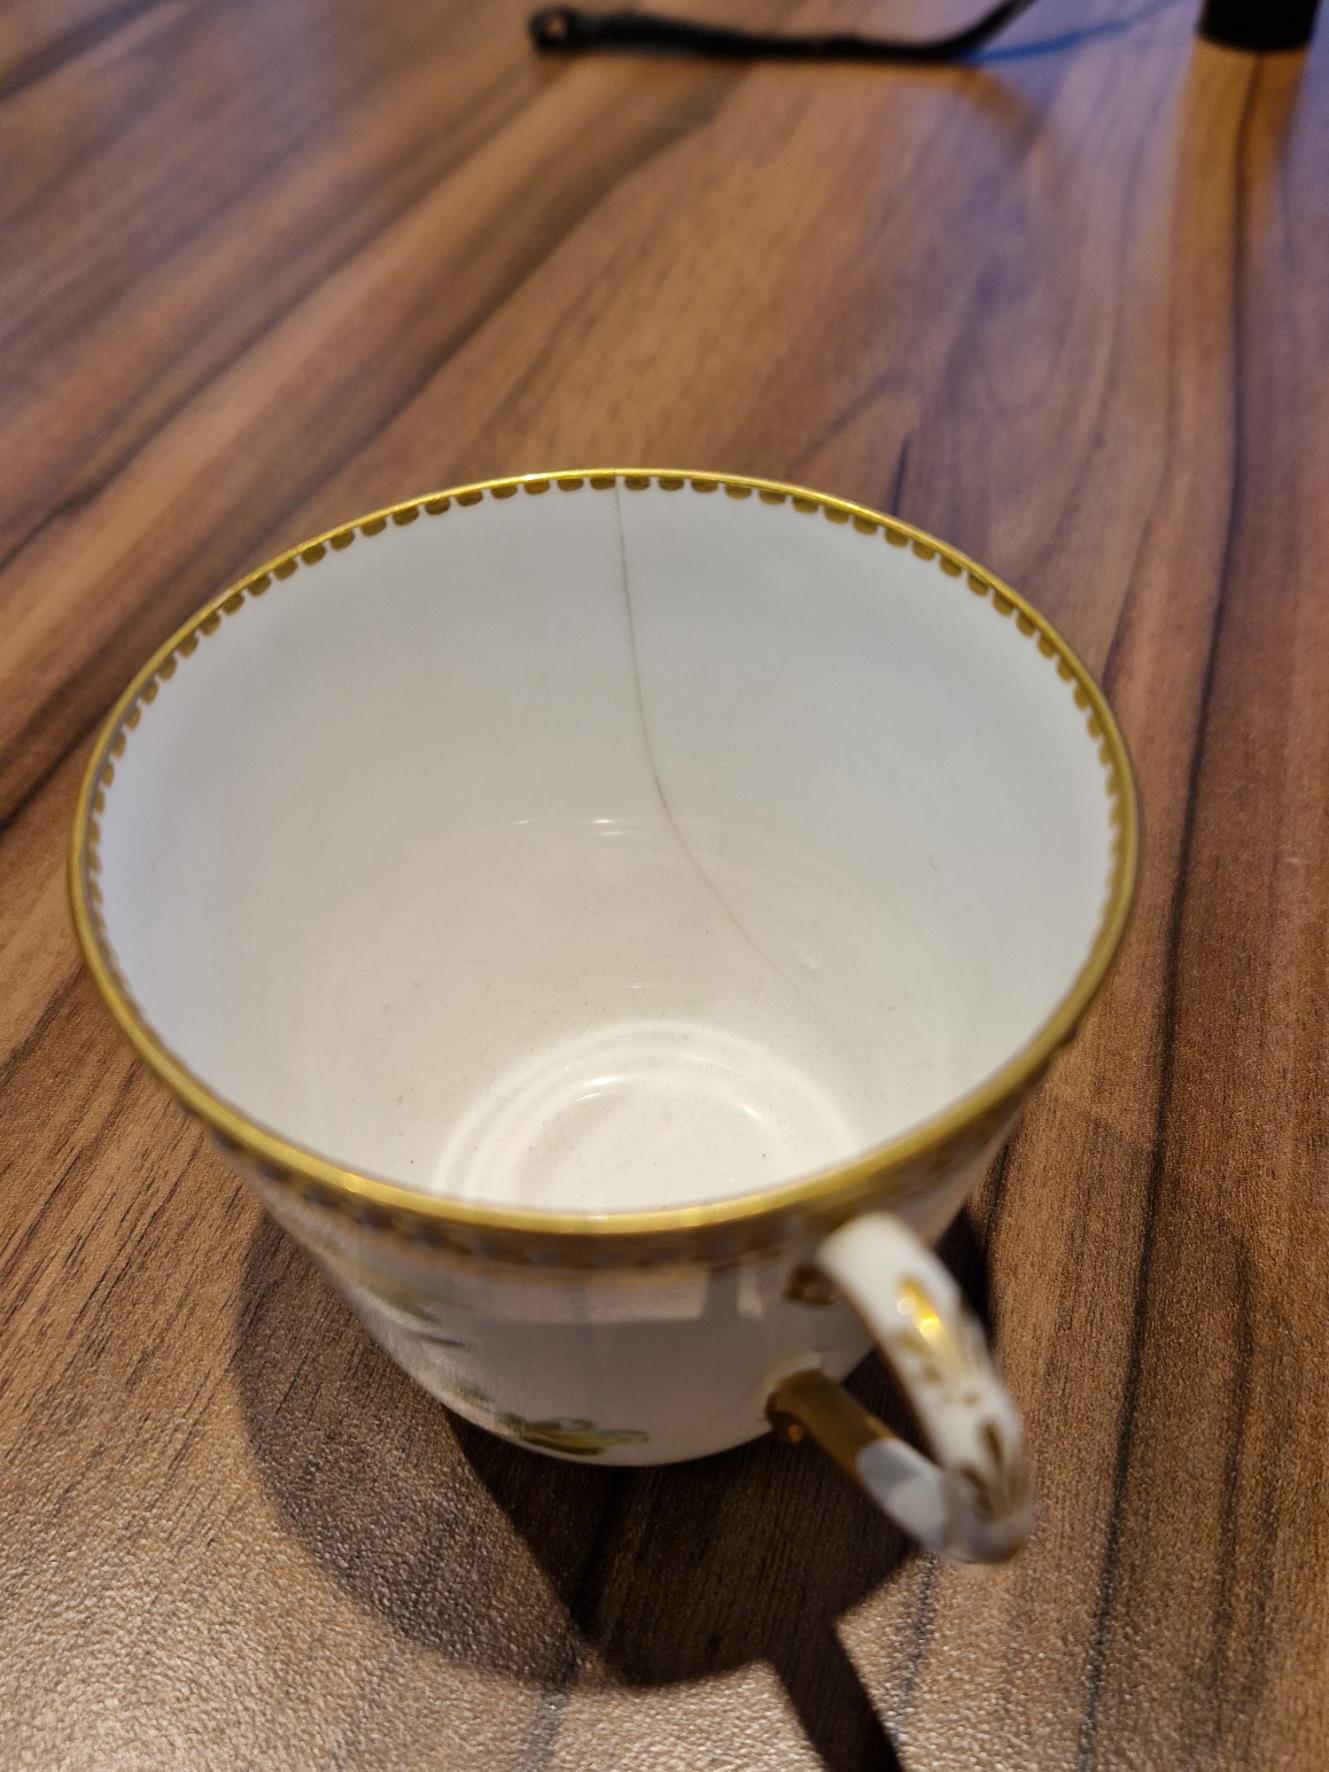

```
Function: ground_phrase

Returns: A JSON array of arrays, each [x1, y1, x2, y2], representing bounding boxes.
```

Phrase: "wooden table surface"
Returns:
[[3, 2, 1328, 1766]]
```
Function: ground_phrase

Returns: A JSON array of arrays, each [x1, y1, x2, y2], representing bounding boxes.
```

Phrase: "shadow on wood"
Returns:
[[231, 1205, 1002, 1767]]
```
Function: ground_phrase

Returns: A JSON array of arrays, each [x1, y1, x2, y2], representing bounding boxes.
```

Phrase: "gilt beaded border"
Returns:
[[69, 470, 1138, 1271]]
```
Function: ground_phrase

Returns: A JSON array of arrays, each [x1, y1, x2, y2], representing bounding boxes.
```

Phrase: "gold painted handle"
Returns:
[[768, 1213, 1031, 1563]]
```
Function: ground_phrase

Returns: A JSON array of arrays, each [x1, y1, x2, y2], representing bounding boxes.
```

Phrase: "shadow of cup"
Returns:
[[234, 1209, 995, 1765]]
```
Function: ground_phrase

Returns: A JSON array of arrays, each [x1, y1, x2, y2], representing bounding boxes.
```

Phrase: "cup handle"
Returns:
[[767, 1212, 1031, 1562]]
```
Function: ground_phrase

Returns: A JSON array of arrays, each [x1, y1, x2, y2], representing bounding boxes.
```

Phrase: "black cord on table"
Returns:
[[530, 0, 1045, 62]]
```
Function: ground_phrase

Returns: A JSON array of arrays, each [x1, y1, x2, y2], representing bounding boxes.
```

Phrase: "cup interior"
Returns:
[[86, 476, 1127, 1213]]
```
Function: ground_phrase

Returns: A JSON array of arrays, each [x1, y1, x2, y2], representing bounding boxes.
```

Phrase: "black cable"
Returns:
[[1199, 0, 1319, 48], [530, 0, 1044, 62]]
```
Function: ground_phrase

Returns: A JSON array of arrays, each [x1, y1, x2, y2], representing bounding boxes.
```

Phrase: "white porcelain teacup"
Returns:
[[71, 470, 1136, 1562]]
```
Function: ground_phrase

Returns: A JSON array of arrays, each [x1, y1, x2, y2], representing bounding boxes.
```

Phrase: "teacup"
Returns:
[[70, 470, 1137, 1562]]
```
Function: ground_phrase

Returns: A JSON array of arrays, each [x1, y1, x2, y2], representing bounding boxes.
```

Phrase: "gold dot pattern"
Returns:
[[70, 471, 1136, 1270]]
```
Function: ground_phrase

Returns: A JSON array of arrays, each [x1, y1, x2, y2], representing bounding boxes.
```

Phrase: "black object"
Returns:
[[532, 1, 1322, 61], [529, 1, 1042, 63], [1199, 0, 1319, 49]]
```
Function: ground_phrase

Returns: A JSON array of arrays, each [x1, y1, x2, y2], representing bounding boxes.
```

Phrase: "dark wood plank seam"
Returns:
[[0, 481, 106, 582], [1101, 283, 1181, 696], [0, 966, 80, 1089], [0, 102, 576, 830], [1097, 71, 1201, 697], [1208, 1247, 1255, 1750], [983, 1132, 1016, 1248], [791, 364, 907, 480], [520, 1473, 634, 1768], [0, 0, 499, 245], [0, 89, 739, 831], [0, 0, 165, 105], [790, 62, 1070, 496], [0, 12, 546, 557], [1207, 62, 1272, 1740], [0, 61, 539, 574], [1018, 103, 1163, 602], [888, 1554, 939, 1733], [887, 433, 912, 514], [0, 93, 558, 821], [0, 15, 191, 239], [1073, 59, 1260, 1772], [0, 728, 95, 845]]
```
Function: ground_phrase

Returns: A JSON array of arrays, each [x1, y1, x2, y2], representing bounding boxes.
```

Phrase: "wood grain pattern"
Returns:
[[3, 2, 1327, 1766]]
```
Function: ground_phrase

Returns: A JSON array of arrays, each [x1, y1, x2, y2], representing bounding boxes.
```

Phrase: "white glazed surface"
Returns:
[[253, 1133, 997, 1464], [817, 1212, 1030, 1558], [96, 483, 1111, 1216]]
